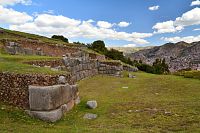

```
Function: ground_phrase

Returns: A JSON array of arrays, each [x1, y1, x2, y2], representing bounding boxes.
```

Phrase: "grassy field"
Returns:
[[0, 52, 67, 75], [174, 70, 200, 80], [0, 72, 200, 133]]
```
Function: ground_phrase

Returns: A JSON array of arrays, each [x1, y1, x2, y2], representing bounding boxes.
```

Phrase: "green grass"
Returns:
[[0, 72, 200, 132], [174, 70, 200, 80], [0, 53, 66, 75], [0, 28, 82, 47]]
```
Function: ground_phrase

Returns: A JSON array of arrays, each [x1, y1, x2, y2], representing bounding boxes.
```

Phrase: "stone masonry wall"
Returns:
[[63, 55, 99, 82], [3, 40, 80, 57], [25, 60, 63, 68], [0, 72, 71, 108], [98, 62, 123, 77]]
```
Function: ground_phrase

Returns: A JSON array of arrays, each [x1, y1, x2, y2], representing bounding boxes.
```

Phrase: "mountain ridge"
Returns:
[[127, 41, 200, 72]]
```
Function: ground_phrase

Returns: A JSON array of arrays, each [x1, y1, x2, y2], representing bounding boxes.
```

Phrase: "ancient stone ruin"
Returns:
[[0, 41, 138, 122], [27, 84, 79, 122]]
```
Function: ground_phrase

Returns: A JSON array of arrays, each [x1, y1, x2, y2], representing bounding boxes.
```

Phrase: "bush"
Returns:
[[51, 35, 69, 43], [135, 58, 169, 74], [88, 40, 134, 66]]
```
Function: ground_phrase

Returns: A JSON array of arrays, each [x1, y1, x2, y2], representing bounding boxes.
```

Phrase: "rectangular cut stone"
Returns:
[[29, 84, 73, 111], [26, 108, 63, 122]]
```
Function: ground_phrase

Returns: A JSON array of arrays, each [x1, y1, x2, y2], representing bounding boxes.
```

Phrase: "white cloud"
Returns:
[[123, 44, 136, 47], [174, 8, 200, 27], [191, 0, 200, 6], [118, 21, 131, 27], [149, 5, 159, 11], [9, 13, 152, 45], [153, 8, 200, 34], [161, 35, 200, 43], [193, 28, 200, 31], [34, 14, 81, 28], [0, 0, 32, 6], [43, 10, 54, 14], [0, 5, 33, 25], [87, 19, 95, 23], [153, 20, 183, 34], [97, 21, 113, 29]]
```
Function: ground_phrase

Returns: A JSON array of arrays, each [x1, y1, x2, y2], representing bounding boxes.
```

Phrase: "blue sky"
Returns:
[[0, 0, 200, 47]]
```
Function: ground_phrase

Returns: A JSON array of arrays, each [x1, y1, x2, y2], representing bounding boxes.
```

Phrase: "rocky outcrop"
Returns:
[[129, 41, 200, 72]]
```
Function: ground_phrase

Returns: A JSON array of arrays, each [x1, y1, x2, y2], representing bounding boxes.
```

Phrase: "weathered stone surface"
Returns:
[[0, 72, 71, 108], [58, 76, 66, 84], [5, 46, 16, 55], [26, 108, 63, 122], [86, 100, 97, 109], [29, 84, 74, 111], [83, 113, 97, 120], [75, 96, 81, 105]]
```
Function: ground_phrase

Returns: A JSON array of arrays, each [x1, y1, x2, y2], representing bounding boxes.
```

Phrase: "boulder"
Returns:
[[58, 76, 66, 84], [86, 100, 97, 109]]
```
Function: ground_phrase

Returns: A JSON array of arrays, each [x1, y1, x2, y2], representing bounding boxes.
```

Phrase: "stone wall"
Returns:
[[0, 72, 71, 108], [89, 53, 106, 60], [123, 65, 138, 72], [25, 60, 63, 68], [3, 40, 80, 57], [98, 62, 123, 77], [63, 56, 99, 82]]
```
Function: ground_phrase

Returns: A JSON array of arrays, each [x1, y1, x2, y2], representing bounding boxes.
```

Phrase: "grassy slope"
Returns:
[[174, 70, 200, 80], [0, 52, 66, 75], [0, 28, 80, 47], [0, 72, 200, 132]]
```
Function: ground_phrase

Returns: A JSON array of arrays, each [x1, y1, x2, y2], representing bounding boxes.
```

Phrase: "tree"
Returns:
[[90, 40, 108, 54], [136, 58, 169, 74], [51, 35, 69, 43]]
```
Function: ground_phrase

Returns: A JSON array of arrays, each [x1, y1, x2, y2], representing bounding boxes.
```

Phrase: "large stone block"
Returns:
[[26, 108, 63, 122], [29, 84, 74, 111]]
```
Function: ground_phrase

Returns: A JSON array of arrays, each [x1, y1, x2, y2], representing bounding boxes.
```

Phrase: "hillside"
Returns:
[[128, 41, 200, 72], [0, 27, 81, 47], [108, 46, 154, 54]]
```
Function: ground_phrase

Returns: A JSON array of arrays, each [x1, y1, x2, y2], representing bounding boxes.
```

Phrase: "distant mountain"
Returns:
[[108, 46, 154, 54], [128, 41, 200, 72]]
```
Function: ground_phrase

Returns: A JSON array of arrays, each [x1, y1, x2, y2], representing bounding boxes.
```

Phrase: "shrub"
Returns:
[[51, 35, 69, 43]]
